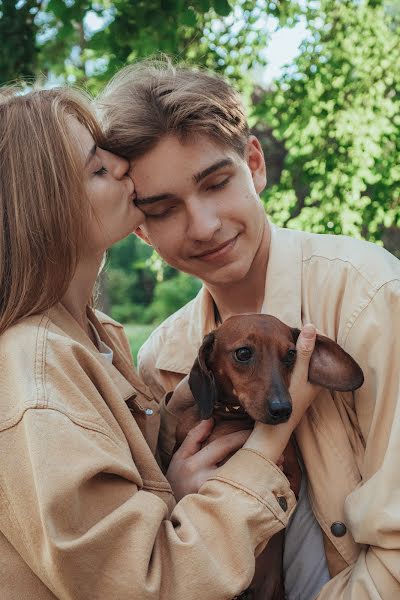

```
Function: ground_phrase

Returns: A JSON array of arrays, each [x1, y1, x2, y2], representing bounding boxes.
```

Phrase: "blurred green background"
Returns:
[[2, 0, 399, 360]]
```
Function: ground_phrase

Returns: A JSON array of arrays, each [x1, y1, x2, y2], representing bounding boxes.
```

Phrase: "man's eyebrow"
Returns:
[[193, 158, 234, 183], [85, 143, 97, 167], [135, 193, 177, 206], [135, 158, 234, 206]]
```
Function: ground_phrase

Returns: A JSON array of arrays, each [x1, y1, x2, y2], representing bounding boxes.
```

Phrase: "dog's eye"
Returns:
[[234, 347, 253, 362], [283, 348, 297, 366]]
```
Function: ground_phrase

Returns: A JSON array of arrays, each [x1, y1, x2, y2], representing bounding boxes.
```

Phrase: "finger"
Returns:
[[176, 419, 214, 459], [292, 323, 316, 384], [196, 429, 251, 466]]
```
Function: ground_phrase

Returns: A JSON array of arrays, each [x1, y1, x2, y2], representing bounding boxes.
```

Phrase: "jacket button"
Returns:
[[145, 408, 154, 416], [277, 496, 288, 511], [331, 521, 347, 537]]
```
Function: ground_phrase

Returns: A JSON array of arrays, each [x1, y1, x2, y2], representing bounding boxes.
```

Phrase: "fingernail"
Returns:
[[302, 323, 316, 338]]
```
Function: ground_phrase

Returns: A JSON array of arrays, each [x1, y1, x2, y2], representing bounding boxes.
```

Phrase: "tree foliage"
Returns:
[[0, 0, 40, 83], [1, 0, 399, 323], [1, 1, 304, 89], [255, 0, 400, 241]]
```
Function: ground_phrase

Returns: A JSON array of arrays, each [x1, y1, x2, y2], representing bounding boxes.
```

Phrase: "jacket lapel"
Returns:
[[262, 225, 304, 328], [155, 287, 217, 375]]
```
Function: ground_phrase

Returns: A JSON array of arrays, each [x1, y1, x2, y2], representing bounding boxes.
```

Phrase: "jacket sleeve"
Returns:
[[1, 405, 296, 600], [317, 279, 400, 599]]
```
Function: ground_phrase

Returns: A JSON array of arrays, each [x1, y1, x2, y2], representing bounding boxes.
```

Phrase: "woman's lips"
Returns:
[[192, 235, 239, 262]]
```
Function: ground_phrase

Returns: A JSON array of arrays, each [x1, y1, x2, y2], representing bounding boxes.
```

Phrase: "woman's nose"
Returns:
[[100, 149, 130, 179], [113, 154, 130, 180]]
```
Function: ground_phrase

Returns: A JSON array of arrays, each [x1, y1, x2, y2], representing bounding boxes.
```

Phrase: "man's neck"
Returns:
[[206, 222, 271, 322]]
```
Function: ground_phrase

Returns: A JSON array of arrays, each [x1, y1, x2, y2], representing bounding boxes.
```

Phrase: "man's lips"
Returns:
[[191, 235, 239, 261]]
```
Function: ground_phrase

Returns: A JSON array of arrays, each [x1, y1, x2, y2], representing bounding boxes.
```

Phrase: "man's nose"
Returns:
[[186, 202, 221, 242]]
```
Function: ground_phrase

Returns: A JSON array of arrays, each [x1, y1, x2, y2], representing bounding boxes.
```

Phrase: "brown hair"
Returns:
[[97, 59, 250, 160], [0, 86, 103, 334]]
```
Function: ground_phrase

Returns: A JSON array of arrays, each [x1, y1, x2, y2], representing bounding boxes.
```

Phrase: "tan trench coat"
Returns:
[[0, 303, 296, 600], [138, 225, 400, 599]]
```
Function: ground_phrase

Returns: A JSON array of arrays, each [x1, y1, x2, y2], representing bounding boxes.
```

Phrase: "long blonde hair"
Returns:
[[0, 86, 103, 334]]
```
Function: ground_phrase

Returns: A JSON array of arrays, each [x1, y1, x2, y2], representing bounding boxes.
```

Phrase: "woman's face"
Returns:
[[71, 119, 144, 255]]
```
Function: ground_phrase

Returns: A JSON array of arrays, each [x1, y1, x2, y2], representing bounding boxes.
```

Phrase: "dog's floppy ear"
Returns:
[[291, 328, 364, 391], [189, 332, 218, 419]]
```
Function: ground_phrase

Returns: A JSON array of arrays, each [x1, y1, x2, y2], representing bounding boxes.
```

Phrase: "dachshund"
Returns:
[[174, 314, 364, 600]]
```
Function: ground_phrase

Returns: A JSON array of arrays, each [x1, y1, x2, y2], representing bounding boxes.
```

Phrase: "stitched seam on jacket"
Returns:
[[0, 406, 124, 450], [341, 279, 400, 348], [95, 312, 124, 329], [0, 316, 50, 430], [239, 448, 292, 484], [34, 320, 133, 451], [21, 408, 170, 494], [142, 483, 172, 493], [302, 254, 398, 290], [206, 475, 289, 525], [34, 315, 50, 409]]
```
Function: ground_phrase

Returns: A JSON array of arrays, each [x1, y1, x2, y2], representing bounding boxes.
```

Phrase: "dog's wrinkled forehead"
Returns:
[[214, 314, 293, 349]]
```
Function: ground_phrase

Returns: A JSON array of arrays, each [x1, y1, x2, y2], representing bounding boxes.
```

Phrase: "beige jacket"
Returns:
[[0, 303, 296, 600], [138, 225, 400, 599]]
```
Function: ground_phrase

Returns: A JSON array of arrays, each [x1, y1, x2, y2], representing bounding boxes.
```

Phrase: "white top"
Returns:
[[283, 454, 331, 599]]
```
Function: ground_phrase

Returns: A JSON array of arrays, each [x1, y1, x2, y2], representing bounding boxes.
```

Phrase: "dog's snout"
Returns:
[[268, 398, 292, 423]]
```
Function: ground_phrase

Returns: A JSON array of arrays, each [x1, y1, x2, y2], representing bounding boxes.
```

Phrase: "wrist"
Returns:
[[244, 421, 292, 463]]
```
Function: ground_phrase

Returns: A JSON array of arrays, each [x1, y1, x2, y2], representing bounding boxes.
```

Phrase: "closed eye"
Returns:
[[207, 177, 231, 191], [94, 166, 108, 176], [146, 206, 176, 219]]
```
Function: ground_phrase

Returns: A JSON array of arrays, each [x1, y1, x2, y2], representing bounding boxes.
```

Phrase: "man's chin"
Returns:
[[199, 260, 252, 288]]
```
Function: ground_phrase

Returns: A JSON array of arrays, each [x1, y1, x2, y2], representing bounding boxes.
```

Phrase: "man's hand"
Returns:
[[166, 419, 251, 501]]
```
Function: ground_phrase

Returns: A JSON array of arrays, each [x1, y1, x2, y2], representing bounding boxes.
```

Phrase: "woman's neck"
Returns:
[[61, 254, 103, 337]]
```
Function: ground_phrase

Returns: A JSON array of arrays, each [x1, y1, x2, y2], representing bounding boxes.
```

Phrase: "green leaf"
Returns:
[[213, 0, 232, 17], [181, 8, 198, 27]]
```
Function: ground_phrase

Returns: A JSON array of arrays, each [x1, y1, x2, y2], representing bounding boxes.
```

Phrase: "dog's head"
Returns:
[[189, 314, 364, 424]]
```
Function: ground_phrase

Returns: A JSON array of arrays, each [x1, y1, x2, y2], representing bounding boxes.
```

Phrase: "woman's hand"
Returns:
[[166, 419, 251, 501], [244, 323, 321, 463]]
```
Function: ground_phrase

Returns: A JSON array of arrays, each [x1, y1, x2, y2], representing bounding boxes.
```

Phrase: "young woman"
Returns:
[[0, 85, 318, 599]]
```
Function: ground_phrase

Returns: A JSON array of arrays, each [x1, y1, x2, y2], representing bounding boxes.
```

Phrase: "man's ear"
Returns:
[[188, 332, 218, 419], [245, 135, 267, 194], [134, 226, 153, 246], [291, 328, 364, 392]]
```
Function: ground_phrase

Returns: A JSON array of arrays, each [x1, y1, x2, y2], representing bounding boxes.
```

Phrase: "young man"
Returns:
[[99, 61, 400, 599]]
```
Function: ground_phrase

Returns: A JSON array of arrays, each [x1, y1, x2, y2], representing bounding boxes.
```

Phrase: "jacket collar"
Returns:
[[155, 225, 304, 375], [262, 225, 303, 328], [47, 303, 151, 404], [155, 286, 217, 375]]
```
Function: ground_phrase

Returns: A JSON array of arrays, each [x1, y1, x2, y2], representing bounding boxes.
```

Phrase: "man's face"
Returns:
[[131, 134, 267, 287]]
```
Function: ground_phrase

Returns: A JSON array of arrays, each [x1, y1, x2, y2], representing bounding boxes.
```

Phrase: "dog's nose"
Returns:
[[268, 398, 292, 422]]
